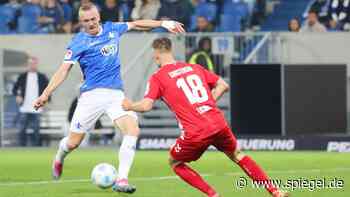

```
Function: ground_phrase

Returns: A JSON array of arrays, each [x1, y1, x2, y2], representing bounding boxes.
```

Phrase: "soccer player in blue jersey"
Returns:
[[33, 3, 185, 194]]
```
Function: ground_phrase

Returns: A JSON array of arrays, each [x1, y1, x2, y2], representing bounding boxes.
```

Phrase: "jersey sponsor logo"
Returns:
[[64, 50, 73, 60], [100, 44, 117, 56], [196, 105, 212, 114], [168, 66, 193, 78]]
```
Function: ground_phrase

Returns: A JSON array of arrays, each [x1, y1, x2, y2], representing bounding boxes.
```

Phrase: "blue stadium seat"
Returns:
[[17, 16, 39, 33], [222, 0, 235, 14], [219, 14, 241, 32], [0, 5, 16, 34], [189, 2, 217, 31], [219, 0, 250, 32], [261, 0, 310, 31], [20, 3, 41, 17], [223, 0, 249, 18], [17, 3, 42, 33], [195, 2, 217, 22], [189, 15, 197, 32], [0, 14, 10, 34], [119, 3, 130, 21]]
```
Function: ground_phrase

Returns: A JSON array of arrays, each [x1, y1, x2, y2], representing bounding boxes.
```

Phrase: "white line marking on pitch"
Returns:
[[0, 168, 349, 187]]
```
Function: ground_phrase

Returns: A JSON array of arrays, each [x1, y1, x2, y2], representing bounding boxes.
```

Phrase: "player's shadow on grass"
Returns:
[[70, 188, 111, 196], [71, 188, 132, 196]]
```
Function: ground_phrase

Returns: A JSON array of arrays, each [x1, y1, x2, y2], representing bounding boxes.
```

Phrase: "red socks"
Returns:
[[172, 163, 217, 197], [171, 156, 277, 196], [238, 156, 278, 194]]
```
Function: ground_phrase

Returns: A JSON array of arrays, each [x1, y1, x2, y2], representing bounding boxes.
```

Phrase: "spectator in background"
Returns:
[[251, 0, 266, 28], [328, 19, 341, 31], [39, 0, 64, 33], [188, 37, 217, 73], [288, 18, 301, 32], [17, 0, 42, 33], [186, 15, 214, 61], [300, 11, 327, 32], [131, 0, 160, 20], [192, 15, 214, 32], [304, 0, 330, 23], [237, 0, 250, 30], [12, 56, 49, 147], [219, 0, 250, 32], [119, 0, 132, 21], [157, 0, 191, 28], [0, 0, 21, 33], [100, 0, 119, 22], [60, 0, 73, 33]]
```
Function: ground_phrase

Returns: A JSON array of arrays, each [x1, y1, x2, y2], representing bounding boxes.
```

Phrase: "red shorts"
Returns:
[[170, 127, 237, 162]]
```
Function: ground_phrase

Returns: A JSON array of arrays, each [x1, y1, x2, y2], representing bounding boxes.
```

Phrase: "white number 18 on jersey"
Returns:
[[176, 74, 209, 104]]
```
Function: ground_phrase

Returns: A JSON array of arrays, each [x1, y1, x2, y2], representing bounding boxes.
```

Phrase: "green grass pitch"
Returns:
[[0, 148, 348, 197]]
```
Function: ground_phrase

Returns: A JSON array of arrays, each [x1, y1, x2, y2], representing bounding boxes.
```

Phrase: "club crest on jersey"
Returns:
[[100, 44, 117, 56], [108, 32, 115, 39]]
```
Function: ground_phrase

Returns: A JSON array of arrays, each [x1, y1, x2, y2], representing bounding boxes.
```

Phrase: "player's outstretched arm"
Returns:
[[128, 20, 185, 34], [211, 78, 229, 101], [122, 98, 154, 113], [33, 62, 73, 110]]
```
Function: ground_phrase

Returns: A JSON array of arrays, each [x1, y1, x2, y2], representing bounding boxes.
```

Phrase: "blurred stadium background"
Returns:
[[0, 0, 349, 196]]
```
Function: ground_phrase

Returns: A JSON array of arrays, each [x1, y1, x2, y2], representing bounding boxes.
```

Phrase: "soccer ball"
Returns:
[[91, 163, 117, 189]]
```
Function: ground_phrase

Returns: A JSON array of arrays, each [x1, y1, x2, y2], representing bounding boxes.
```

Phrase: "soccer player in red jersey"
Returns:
[[122, 37, 289, 197]]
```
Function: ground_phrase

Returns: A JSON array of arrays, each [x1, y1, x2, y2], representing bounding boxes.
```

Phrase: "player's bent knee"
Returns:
[[66, 141, 80, 150], [168, 157, 182, 168], [120, 126, 140, 137], [226, 149, 245, 163], [127, 126, 140, 136], [67, 132, 84, 150], [114, 115, 140, 136], [233, 149, 245, 162]]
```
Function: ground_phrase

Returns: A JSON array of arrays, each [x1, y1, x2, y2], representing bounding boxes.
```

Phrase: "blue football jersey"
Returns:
[[63, 22, 128, 92]]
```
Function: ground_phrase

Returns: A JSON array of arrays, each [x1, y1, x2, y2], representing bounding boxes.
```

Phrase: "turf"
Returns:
[[0, 148, 348, 197]]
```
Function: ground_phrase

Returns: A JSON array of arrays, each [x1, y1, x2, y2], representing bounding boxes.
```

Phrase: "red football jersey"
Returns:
[[144, 62, 228, 140]]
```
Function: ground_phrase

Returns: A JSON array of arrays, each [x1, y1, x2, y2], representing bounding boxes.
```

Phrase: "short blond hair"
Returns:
[[152, 37, 172, 53], [78, 3, 98, 18]]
